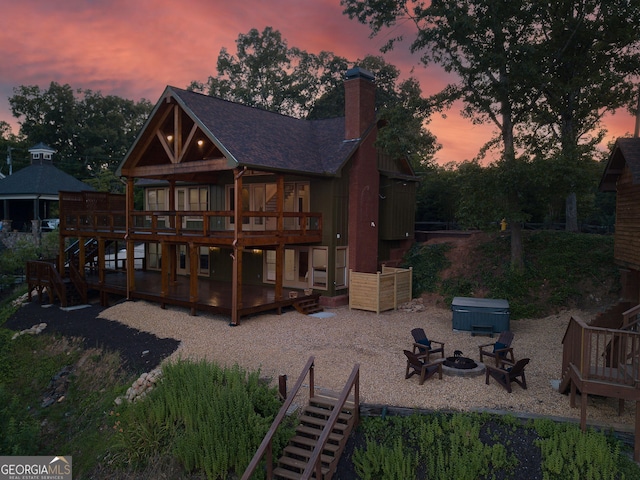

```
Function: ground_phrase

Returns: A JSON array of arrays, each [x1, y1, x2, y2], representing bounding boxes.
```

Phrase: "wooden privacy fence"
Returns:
[[349, 266, 412, 313]]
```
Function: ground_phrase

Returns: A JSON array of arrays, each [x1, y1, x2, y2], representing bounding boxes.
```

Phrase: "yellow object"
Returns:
[[500, 218, 507, 231]]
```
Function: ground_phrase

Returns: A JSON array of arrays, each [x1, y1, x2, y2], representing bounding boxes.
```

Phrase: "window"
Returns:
[[227, 182, 309, 230], [311, 247, 328, 289], [199, 247, 209, 275], [147, 188, 167, 211], [265, 250, 276, 282], [335, 247, 348, 288], [148, 243, 161, 270]]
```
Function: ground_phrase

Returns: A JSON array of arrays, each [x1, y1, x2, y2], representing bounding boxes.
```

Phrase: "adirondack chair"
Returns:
[[403, 350, 443, 385], [485, 358, 530, 393], [411, 328, 445, 362], [479, 331, 515, 366]]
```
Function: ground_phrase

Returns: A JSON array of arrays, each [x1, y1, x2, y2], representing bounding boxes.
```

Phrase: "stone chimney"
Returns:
[[345, 67, 380, 274]]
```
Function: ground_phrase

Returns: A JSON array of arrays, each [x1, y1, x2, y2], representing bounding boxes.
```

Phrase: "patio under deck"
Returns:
[[85, 270, 315, 322]]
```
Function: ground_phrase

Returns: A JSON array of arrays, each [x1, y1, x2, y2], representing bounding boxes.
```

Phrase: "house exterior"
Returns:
[[56, 68, 418, 324], [0, 143, 94, 233], [599, 137, 640, 303]]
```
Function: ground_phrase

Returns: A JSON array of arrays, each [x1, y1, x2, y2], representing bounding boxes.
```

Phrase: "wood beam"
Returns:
[[178, 123, 199, 164], [161, 242, 169, 298], [156, 130, 175, 163], [126, 177, 136, 295], [121, 157, 231, 178], [189, 242, 198, 315]]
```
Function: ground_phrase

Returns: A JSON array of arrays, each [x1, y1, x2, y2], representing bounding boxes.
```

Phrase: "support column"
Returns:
[[275, 244, 284, 301], [189, 242, 198, 315], [231, 168, 245, 325], [161, 241, 169, 300], [126, 177, 136, 296]]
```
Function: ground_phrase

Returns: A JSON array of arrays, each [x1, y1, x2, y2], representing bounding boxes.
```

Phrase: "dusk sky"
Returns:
[[0, 0, 636, 164]]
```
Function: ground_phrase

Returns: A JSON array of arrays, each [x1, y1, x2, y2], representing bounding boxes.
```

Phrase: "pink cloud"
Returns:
[[0, 0, 634, 166]]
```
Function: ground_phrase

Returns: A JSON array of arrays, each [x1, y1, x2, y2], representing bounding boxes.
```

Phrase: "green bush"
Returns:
[[402, 231, 618, 319], [112, 359, 294, 480], [534, 419, 622, 480]]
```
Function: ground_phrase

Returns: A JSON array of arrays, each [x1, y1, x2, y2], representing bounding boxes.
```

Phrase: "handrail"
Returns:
[[241, 356, 316, 480], [68, 262, 87, 304], [26, 260, 67, 307], [302, 363, 360, 480], [622, 304, 640, 329]]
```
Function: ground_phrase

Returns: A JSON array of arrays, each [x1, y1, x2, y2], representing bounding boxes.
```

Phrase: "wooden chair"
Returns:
[[479, 331, 515, 366], [404, 350, 443, 385], [411, 328, 445, 362], [485, 358, 530, 393]]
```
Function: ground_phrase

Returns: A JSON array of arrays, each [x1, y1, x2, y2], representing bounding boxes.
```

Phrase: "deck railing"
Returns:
[[562, 316, 640, 387]]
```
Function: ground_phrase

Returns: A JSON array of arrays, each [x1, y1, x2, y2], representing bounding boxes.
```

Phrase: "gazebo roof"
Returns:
[[0, 163, 94, 198]]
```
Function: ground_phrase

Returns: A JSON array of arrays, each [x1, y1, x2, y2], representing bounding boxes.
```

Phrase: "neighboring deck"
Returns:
[[560, 309, 640, 461]]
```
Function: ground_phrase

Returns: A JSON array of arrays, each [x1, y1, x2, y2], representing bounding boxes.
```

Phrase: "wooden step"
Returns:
[[289, 435, 340, 453], [299, 414, 349, 432], [295, 425, 344, 444], [276, 458, 330, 478], [272, 465, 330, 480], [282, 445, 335, 464], [309, 394, 356, 412], [304, 404, 353, 422], [294, 297, 323, 315]]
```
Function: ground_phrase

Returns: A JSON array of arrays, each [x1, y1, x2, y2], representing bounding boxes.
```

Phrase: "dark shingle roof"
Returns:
[[600, 137, 640, 191], [170, 87, 359, 175], [0, 164, 94, 196]]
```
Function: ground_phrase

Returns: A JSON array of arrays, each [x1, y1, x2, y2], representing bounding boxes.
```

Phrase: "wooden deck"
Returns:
[[85, 270, 316, 321]]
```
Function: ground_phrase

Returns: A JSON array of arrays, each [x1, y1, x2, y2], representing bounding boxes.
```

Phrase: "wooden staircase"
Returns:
[[273, 393, 356, 480], [294, 295, 323, 315], [242, 357, 360, 480]]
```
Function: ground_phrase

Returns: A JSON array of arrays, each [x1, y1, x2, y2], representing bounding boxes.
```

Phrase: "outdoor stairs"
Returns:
[[294, 295, 323, 315], [273, 392, 356, 480], [63, 278, 83, 307]]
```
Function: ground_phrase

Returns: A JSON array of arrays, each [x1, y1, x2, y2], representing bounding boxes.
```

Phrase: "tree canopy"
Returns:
[[8, 82, 152, 183], [190, 26, 439, 166], [342, 0, 640, 266]]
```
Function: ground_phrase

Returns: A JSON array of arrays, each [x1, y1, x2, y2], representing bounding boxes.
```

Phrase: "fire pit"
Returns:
[[441, 351, 486, 377]]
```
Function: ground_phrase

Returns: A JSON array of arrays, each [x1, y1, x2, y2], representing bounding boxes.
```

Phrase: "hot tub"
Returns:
[[451, 297, 510, 334]]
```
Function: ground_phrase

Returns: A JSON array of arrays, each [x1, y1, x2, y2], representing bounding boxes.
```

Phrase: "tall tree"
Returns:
[[343, 0, 540, 270], [525, 0, 640, 231], [9, 82, 152, 183], [193, 27, 439, 167]]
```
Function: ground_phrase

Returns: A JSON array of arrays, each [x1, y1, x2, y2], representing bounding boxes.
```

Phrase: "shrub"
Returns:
[[112, 359, 294, 479]]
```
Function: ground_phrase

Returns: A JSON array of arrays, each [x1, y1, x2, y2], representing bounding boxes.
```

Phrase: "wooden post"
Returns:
[[189, 242, 198, 315], [635, 401, 640, 461], [126, 177, 136, 295], [275, 244, 284, 301], [231, 168, 245, 326], [161, 242, 169, 299], [78, 239, 86, 278]]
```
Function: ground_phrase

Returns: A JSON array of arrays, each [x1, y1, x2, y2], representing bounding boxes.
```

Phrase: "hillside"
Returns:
[[410, 230, 620, 319]]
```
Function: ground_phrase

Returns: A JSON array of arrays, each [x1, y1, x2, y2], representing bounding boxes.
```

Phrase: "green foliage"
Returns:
[[534, 419, 622, 479], [402, 231, 618, 319], [353, 413, 516, 480], [401, 242, 451, 297], [9, 82, 152, 180], [112, 359, 292, 480]]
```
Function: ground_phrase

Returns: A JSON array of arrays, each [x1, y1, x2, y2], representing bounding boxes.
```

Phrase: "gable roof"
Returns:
[[118, 86, 364, 178], [600, 137, 640, 191], [0, 163, 95, 198]]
